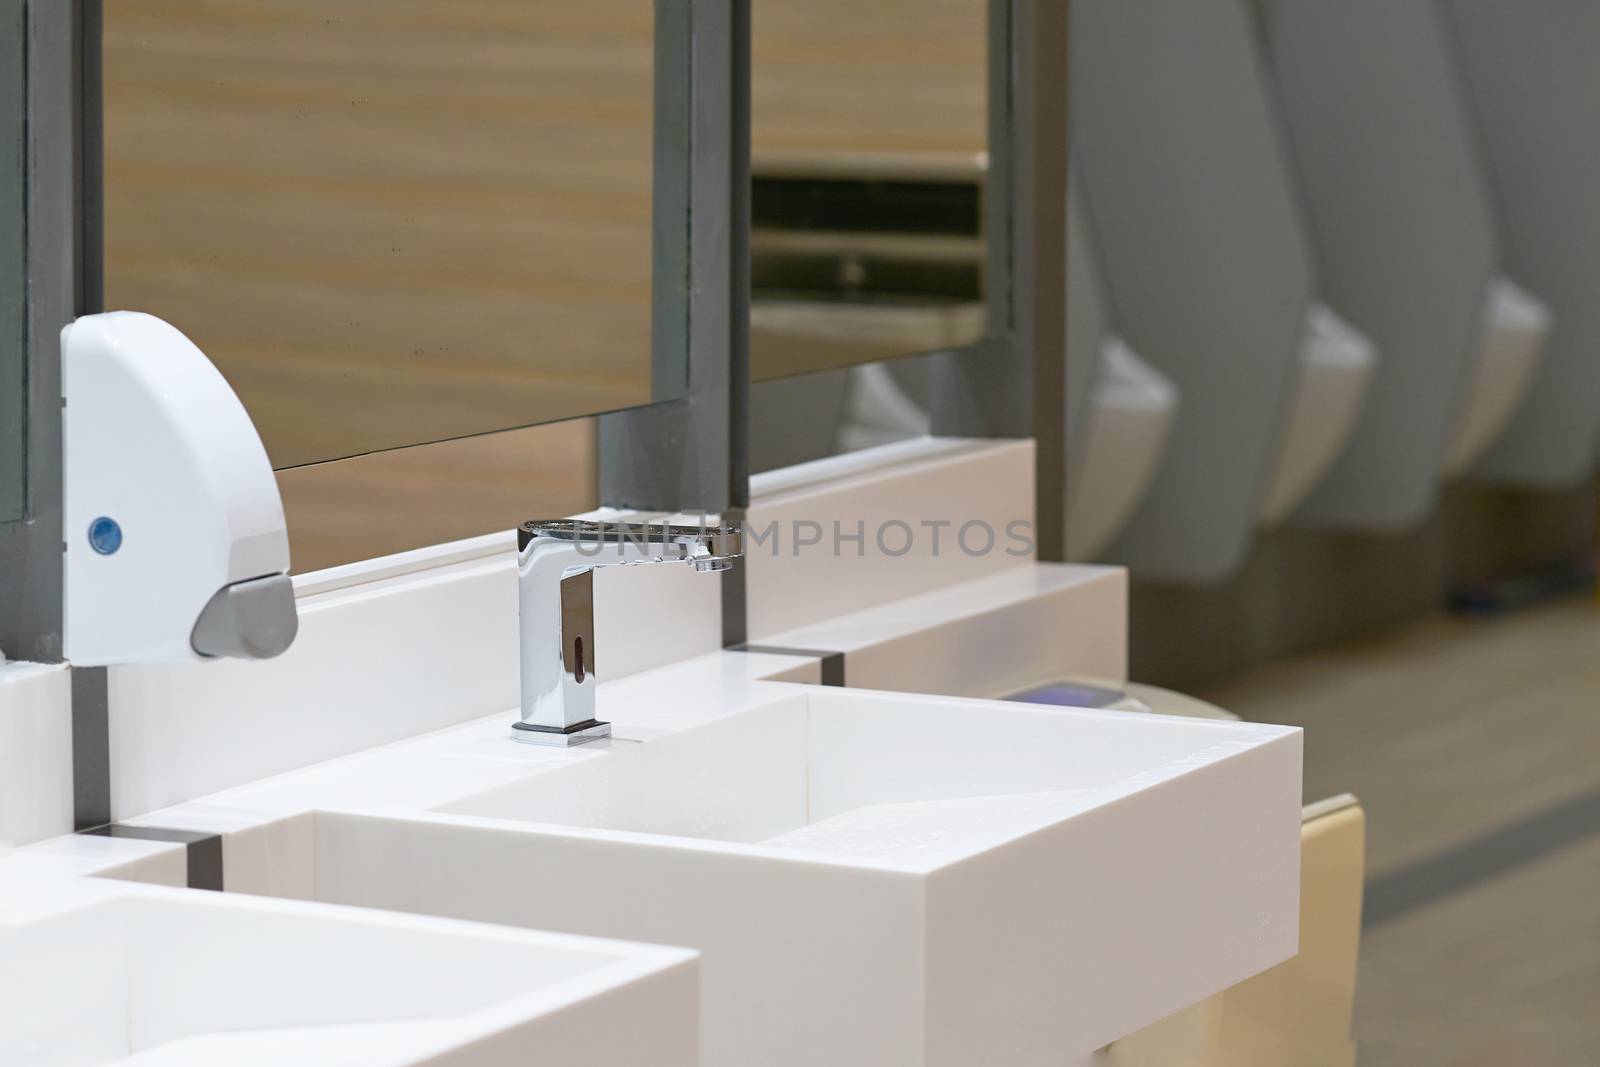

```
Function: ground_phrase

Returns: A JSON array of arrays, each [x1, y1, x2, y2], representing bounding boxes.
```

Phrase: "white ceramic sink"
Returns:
[[317, 687, 1302, 1067], [0, 888, 696, 1067]]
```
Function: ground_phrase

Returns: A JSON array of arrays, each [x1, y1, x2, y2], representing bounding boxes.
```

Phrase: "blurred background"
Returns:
[[91, 2, 1598, 1063]]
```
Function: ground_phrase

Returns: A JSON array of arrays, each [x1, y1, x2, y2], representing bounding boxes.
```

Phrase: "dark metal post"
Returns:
[[0, 1, 109, 828], [933, 0, 1068, 562], [1022, 0, 1069, 562], [600, 0, 750, 518]]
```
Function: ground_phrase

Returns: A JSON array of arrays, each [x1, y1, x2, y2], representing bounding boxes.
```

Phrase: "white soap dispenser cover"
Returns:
[[62, 311, 297, 665]]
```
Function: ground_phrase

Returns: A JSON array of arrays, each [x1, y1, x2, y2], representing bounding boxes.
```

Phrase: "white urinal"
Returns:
[[1067, 338, 1180, 561], [1441, 277, 1551, 478], [1257, 304, 1376, 525]]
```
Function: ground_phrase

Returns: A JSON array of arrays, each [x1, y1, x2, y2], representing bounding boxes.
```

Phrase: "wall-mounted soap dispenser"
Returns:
[[61, 312, 297, 665]]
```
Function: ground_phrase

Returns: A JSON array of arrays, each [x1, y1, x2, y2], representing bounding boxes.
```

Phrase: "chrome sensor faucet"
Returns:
[[513, 519, 743, 746]]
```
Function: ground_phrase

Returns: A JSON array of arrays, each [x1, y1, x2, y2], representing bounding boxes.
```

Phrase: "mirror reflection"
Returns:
[[750, 0, 989, 382], [102, 1, 683, 468]]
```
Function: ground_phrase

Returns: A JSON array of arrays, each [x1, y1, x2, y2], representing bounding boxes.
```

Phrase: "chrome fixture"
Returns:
[[513, 519, 743, 747]]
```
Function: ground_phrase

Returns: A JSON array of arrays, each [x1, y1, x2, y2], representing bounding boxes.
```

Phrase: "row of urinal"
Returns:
[[765, 1, 1595, 580], [1064, 0, 1600, 581], [1067, 193, 1549, 565]]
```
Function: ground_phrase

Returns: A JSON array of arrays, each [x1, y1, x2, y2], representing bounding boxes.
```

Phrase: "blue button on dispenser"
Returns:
[[88, 516, 123, 555]]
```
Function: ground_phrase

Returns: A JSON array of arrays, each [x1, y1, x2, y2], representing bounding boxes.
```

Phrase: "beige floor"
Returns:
[[1201, 595, 1600, 1066]]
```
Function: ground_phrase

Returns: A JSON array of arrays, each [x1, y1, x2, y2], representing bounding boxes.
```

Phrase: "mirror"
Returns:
[[101, 1, 687, 469], [750, 0, 989, 383]]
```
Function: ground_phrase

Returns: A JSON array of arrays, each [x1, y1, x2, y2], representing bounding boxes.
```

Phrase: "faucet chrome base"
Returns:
[[510, 718, 612, 748]]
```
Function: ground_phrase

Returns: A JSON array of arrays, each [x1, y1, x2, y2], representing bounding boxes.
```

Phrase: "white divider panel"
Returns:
[[744, 438, 1035, 641], [1448, 0, 1600, 488], [1263, 0, 1497, 530], [1072, 0, 1313, 583], [0, 663, 73, 846]]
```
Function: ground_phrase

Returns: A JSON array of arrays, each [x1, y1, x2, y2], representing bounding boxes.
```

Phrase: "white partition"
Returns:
[[1447, 0, 1600, 488], [1262, 0, 1498, 530], [1071, 0, 1312, 582]]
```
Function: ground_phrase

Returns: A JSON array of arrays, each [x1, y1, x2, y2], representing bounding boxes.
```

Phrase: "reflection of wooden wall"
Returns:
[[103, 2, 990, 569], [752, 0, 987, 170], [103, 1, 659, 467], [277, 418, 597, 572]]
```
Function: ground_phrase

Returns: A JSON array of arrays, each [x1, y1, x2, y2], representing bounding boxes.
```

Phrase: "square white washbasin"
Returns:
[[318, 688, 1302, 1067], [0, 888, 696, 1067]]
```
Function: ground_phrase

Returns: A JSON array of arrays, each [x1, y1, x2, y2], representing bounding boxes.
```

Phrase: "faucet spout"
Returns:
[[512, 519, 743, 746]]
